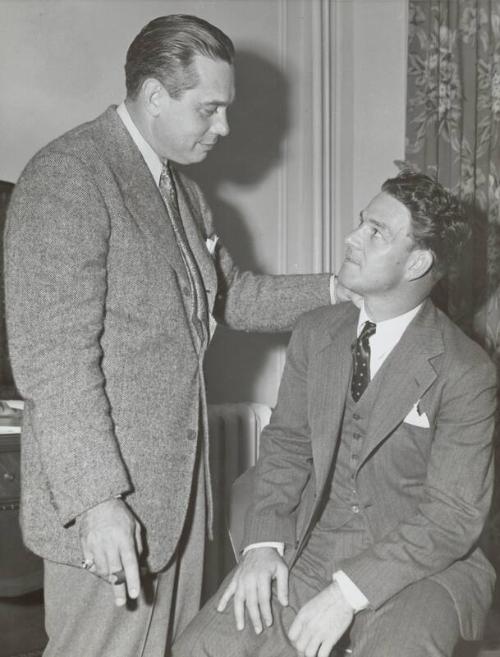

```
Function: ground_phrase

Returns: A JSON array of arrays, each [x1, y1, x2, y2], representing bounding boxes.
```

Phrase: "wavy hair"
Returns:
[[382, 171, 470, 278]]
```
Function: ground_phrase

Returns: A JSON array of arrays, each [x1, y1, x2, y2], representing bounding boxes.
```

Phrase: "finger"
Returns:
[[305, 635, 321, 657], [217, 579, 236, 612], [287, 615, 302, 643], [120, 547, 140, 599], [111, 582, 127, 607], [135, 523, 143, 555], [234, 591, 246, 631], [256, 575, 273, 628], [294, 627, 311, 654], [275, 564, 289, 606], [318, 637, 337, 657], [244, 585, 263, 635], [91, 547, 110, 579], [108, 568, 125, 585], [80, 549, 96, 573]]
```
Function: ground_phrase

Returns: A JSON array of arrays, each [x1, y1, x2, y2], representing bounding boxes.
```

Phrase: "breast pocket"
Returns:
[[387, 422, 434, 481]]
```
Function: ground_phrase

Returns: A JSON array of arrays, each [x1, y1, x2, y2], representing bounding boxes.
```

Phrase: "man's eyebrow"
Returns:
[[360, 211, 390, 233], [199, 99, 232, 107]]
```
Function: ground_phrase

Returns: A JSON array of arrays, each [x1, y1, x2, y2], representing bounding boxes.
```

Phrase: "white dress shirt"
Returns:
[[245, 300, 423, 611], [117, 102, 163, 184]]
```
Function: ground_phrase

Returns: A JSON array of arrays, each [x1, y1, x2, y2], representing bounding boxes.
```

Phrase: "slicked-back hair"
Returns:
[[382, 171, 470, 278], [125, 14, 234, 100]]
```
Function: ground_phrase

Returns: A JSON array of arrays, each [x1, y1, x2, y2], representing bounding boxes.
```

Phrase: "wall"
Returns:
[[0, 0, 408, 406]]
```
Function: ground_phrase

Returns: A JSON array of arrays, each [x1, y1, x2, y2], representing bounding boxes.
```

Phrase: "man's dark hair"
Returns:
[[382, 170, 470, 278], [125, 14, 235, 100]]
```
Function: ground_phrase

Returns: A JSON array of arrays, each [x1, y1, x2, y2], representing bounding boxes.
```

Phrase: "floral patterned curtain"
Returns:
[[406, 0, 500, 575]]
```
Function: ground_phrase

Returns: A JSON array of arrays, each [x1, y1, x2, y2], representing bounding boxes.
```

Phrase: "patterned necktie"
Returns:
[[351, 321, 377, 401], [159, 162, 209, 347]]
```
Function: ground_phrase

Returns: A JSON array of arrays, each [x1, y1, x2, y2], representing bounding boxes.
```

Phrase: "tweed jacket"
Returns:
[[4, 106, 331, 573], [240, 300, 497, 640]]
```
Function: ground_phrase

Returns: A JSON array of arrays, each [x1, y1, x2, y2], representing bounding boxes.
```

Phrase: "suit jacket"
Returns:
[[4, 106, 331, 573], [240, 300, 496, 640]]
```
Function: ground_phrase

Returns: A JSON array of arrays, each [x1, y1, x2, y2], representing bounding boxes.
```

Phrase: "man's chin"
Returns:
[[337, 265, 352, 289], [337, 268, 363, 296]]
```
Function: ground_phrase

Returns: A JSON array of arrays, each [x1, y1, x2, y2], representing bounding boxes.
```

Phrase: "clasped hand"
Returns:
[[78, 497, 143, 607], [217, 548, 354, 657]]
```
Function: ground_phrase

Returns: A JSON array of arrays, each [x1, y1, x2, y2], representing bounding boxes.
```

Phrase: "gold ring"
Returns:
[[81, 558, 94, 570]]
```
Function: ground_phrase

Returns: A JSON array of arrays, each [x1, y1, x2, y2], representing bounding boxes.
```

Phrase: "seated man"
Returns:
[[173, 171, 497, 657]]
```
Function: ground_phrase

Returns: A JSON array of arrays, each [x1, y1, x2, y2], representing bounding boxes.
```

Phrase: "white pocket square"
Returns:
[[403, 402, 430, 428], [206, 234, 219, 256]]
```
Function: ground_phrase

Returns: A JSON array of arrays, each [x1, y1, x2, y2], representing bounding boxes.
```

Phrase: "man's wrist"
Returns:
[[332, 570, 369, 612], [243, 541, 285, 557]]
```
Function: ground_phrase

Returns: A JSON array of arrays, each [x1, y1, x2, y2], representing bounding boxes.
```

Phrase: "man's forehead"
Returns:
[[363, 191, 411, 230], [190, 55, 235, 103]]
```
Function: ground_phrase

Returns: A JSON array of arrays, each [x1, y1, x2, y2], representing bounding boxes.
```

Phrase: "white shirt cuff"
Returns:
[[243, 542, 285, 557], [333, 570, 369, 612], [330, 274, 337, 304]]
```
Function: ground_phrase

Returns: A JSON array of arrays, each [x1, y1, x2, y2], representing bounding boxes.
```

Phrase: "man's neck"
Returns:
[[124, 99, 156, 153], [363, 290, 429, 323]]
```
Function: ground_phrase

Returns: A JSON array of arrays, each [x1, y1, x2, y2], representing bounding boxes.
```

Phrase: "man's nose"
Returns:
[[212, 109, 230, 137], [345, 226, 361, 247]]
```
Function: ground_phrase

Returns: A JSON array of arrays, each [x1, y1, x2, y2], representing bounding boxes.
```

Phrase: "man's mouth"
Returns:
[[343, 250, 359, 265]]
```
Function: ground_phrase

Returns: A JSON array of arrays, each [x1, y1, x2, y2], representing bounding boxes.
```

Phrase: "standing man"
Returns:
[[173, 171, 497, 657], [4, 15, 350, 657]]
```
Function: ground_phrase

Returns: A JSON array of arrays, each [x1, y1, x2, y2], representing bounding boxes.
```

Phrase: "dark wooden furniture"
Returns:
[[0, 433, 43, 597], [0, 432, 46, 657]]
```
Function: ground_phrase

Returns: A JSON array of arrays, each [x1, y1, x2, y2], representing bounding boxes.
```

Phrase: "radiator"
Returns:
[[203, 402, 271, 600]]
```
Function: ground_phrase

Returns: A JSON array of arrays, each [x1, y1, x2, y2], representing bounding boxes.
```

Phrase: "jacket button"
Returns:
[[351, 504, 360, 514], [353, 413, 361, 420], [187, 429, 197, 441], [182, 286, 191, 297]]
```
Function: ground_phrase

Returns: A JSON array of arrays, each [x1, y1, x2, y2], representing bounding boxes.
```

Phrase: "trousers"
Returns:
[[43, 456, 206, 657], [173, 565, 460, 657]]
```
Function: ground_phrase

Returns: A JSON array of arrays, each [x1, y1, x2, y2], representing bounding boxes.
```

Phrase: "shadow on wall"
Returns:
[[182, 50, 292, 404]]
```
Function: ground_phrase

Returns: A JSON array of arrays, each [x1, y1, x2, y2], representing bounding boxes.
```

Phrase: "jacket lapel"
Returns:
[[310, 306, 358, 494], [92, 107, 187, 279], [291, 305, 358, 562], [358, 299, 443, 469]]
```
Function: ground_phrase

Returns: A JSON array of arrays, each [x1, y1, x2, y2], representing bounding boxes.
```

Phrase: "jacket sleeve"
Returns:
[[242, 315, 315, 547], [338, 358, 496, 609], [195, 185, 332, 332], [4, 152, 131, 526]]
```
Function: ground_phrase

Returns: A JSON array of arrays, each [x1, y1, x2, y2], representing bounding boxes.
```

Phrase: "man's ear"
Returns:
[[141, 78, 167, 117], [405, 248, 434, 281]]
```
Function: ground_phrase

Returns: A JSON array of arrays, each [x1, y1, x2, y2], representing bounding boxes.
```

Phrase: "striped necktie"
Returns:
[[159, 162, 209, 347]]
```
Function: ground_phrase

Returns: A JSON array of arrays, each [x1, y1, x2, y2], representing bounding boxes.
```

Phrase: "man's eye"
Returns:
[[200, 107, 216, 117]]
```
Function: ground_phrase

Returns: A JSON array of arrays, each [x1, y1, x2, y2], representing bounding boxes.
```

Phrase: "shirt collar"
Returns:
[[357, 301, 423, 343], [116, 102, 164, 186]]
